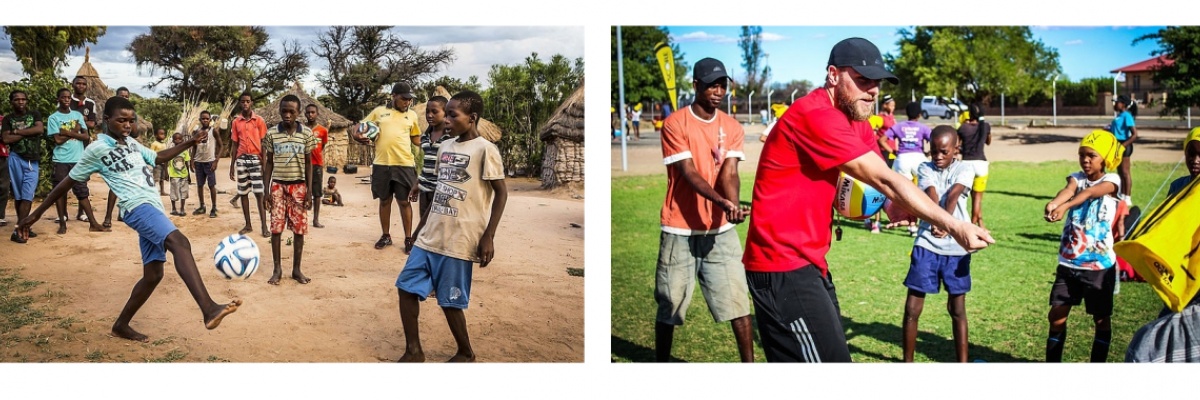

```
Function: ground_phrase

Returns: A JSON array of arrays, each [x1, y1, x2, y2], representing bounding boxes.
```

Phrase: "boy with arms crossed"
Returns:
[[47, 88, 105, 234]]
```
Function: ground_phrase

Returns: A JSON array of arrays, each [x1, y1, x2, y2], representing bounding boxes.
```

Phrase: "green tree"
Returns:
[[611, 26, 688, 107], [135, 97, 182, 138], [2, 26, 106, 77], [770, 79, 814, 105], [485, 53, 583, 177], [739, 26, 769, 96], [1134, 26, 1200, 117], [887, 26, 1061, 106], [414, 75, 483, 102], [312, 26, 455, 122], [127, 26, 309, 104]]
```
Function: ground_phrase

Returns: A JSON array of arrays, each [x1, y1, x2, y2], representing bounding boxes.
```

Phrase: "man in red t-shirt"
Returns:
[[655, 57, 755, 363], [742, 37, 995, 362]]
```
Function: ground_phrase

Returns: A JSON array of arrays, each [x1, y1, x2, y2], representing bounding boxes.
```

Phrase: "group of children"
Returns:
[[5, 87, 508, 363], [885, 95, 1155, 363]]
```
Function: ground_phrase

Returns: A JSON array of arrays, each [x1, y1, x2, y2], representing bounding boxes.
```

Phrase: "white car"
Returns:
[[919, 96, 967, 120]]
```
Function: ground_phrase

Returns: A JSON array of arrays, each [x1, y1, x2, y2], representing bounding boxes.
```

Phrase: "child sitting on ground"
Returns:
[[321, 176, 343, 206], [1043, 130, 1124, 362], [901, 125, 976, 363]]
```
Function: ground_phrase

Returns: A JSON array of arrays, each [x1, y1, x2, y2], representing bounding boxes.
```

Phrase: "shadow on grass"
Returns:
[[1017, 232, 1063, 242], [843, 316, 1036, 362], [990, 190, 1055, 201]]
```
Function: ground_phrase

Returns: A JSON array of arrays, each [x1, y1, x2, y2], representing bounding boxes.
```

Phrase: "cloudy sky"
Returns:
[[0, 26, 583, 98], [662, 26, 1166, 92]]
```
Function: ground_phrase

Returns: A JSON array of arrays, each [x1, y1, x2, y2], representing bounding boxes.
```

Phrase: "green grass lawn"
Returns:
[[612, 160, 1183, 363]]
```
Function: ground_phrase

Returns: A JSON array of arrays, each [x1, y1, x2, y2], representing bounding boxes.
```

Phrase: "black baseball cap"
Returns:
[[828, 38, 899, 84], [391, 82, 415, 99], [693, 58, 731, 86], [881, 94, 894, 103], [1115, 95, 1131, 105]]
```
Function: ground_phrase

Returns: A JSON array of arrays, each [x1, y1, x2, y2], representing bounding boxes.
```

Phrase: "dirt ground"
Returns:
[[612, 120, 1189, 176], [0, 165, 584, 363]]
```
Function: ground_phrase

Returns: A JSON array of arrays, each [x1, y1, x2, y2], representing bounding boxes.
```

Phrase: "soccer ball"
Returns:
[[356, 121, 380, 141], [214, 234, 260, 280], [834, 173, 886, 220]]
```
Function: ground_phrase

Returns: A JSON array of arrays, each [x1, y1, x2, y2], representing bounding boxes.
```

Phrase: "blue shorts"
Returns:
[[124, 203, 178, 265], [904, 246, 972, 295], [395, 246, 473, 309], [8, 153, 38, 201], [194, 161, 217, 187]]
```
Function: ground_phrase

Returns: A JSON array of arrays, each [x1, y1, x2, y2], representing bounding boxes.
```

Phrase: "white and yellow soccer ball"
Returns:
[[834, 173, 886, 220], [214, 234, 260, 280]]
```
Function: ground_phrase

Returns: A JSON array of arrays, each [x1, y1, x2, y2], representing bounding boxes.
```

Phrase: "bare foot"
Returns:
[[111, 324, 149, 342], [238, 225, 253, 235], [397, 351, 426, 363], [90, 224, 111, 232], [261, 228, 270, 238], [292, 271, 310, 284], [57, 225, 67, 235], [312, 221, 324, 228], [448, 352, 476, 362], [268, 270, 282, 285], [204, 299, 242, 330]]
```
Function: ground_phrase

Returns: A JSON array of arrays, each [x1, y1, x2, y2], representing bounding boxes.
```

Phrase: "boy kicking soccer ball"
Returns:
[[18, 96, 241, 342]]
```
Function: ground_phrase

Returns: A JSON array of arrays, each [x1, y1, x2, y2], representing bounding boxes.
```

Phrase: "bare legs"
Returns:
[[656, 315, 754, 362], [903, 290, 968, 362], [396, 289, 474, 362]]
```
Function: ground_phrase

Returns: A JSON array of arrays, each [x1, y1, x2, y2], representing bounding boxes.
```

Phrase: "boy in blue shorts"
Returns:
[[2, 90, 45, 243], [395, 91, 507, 362], [902, 125, 975, 362], [1043, 130, 1124, 362], [17, 96, 241, 342]]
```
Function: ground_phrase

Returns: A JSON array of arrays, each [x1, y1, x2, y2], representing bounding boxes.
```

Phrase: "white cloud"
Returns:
[[674, 31, 737, 44], [761, 32, 786, 42], [1064, 39, 1084, 45]]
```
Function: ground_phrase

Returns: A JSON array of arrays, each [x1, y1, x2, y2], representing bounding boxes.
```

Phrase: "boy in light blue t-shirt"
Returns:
[[47, 88, 103, 234], [18, 96, 241, 343]]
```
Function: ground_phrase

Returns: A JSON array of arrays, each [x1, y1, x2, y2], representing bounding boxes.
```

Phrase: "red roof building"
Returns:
[[1110, 55, 1173, 102]]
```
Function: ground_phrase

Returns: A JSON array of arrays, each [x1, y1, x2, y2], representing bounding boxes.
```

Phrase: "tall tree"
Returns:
[[486, 53, 583, 178], [887, 26, 1060, 106], [1134, 26, 1200, 117], [414, 75, 483, 102], [312, 26, 455, 121], [127, 26, 309, 104], [610, 26, 688, 106], [738, 26, 769, 96], [2, 26, 106, 77]]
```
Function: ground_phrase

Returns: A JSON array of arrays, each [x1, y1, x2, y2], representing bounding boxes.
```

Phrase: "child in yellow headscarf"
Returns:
[[1167, 127, 1200, 197], [1041, 129, 1125, 362]]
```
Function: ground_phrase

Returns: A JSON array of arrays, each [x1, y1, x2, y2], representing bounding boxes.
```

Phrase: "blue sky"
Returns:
[[0, 26, 583, 98], [663, 26, 1166, 91]]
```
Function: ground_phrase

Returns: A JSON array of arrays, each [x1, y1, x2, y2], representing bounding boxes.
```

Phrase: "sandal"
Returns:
[[77, 215, 88, 222], [0, 219, 6, 227], [193, 206, 207, 215], [404, 237, 415, 254], [375, 234, 393, 249]]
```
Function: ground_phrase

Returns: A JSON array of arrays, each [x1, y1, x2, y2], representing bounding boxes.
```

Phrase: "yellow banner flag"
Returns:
[[1115, 177, 1200, 312], [655, 42, 678, 113]]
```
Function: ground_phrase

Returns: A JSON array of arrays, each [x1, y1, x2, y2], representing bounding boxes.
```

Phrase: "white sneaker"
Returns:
[[908, 225, 918, 237]]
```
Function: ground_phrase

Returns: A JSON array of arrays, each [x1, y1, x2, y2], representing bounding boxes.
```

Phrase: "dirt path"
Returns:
[[0, 167, 584, 362]]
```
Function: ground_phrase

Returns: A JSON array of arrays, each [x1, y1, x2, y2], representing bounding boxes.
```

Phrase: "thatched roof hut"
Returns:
[[538, 82, 584, 190], [413, 86, 503, 143], [74, 47, 154, 140]]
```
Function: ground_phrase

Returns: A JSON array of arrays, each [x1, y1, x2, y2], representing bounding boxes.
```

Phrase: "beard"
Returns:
[[835, 81, 873, 121]]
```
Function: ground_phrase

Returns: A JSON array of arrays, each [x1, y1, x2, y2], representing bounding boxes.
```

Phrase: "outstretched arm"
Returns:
[[477, 179, 508, 267], [157, 132, 205, 165], [1047, 180, 1117, 222], [841, 152, 994, 251]]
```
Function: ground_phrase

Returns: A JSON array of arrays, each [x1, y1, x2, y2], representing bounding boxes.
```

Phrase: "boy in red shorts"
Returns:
[[261, 94, 317, 285]]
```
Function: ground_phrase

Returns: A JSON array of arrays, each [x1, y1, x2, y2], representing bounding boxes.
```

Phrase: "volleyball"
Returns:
[[835, 173, 886, 220], [356, 121, 380, 141], [214, 234, 260, 280]]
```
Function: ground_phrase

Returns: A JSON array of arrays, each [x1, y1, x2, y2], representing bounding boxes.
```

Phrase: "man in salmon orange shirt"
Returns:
[[655, 57, 754, 363], [743, 38, 995, 362]]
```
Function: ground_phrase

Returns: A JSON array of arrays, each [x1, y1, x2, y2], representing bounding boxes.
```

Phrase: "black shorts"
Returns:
[[746, 266, 852, 362], [419, 189, 435, 220], [1049, 265, 1116, 317], [1123, 143, 1134, 158], [311, 167, 324, 199], [371, 165, 417, 201], [194, 161, 217, 187], [52, 162, 90, 199]]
